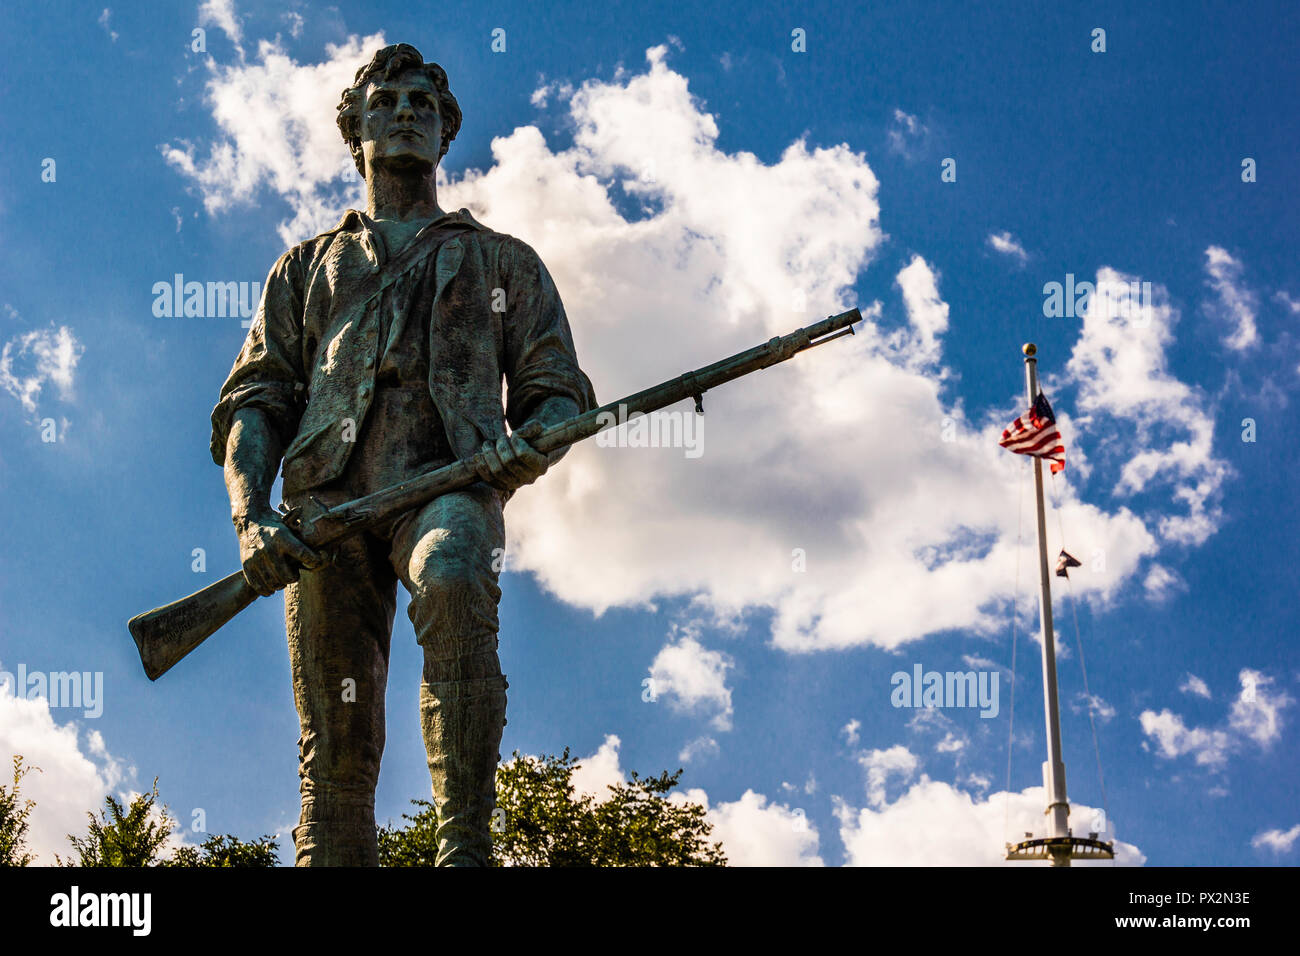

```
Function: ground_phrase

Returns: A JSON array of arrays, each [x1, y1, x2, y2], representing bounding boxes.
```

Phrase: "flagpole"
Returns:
[[1022, 342, 1073, 866], [1004, 344, 1113, 866]]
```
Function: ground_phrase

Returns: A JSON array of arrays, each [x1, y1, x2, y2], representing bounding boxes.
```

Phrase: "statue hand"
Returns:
[[235, 510, 326, 596], [473, 423, 550, 491]]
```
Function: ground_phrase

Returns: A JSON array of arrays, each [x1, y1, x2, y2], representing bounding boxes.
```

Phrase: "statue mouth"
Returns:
[[390, 128, 425, 140]]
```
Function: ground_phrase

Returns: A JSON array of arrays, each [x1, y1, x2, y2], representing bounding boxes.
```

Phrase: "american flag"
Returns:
[[1000, 391, 1066, 473]]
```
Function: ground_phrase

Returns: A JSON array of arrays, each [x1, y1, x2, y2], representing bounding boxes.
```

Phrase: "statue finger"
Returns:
[[480, 440, 511, 484], [511, 436, 549, 475]]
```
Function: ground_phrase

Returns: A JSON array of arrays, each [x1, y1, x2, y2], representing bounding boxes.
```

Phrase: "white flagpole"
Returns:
[[1023, 343, 1072, 866]]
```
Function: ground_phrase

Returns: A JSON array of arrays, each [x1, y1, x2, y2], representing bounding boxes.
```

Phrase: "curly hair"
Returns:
[[336, 43, 462, 177]]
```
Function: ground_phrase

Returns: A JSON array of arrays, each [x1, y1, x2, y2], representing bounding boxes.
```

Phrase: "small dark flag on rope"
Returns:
[[1000, 391, 1066, 473], [1055, 550, 1082, 578]]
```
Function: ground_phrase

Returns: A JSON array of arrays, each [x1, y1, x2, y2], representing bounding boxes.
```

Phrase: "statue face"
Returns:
[[358, 70, 444, 176]]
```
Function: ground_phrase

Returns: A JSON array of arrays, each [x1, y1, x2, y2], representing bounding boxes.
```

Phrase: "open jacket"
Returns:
[[210, 208, 598, 495]]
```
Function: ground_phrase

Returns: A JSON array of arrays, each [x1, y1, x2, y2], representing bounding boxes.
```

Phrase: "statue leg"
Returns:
[[391, 482, 507, 867], [285, 527, 397, 866]]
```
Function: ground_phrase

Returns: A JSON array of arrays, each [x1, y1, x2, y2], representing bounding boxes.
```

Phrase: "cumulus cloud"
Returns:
[[1204, 246, 1258, 350], [567, 735, 823, 865], [1140, 668, 1291, 769], [1179, 673, 1211, 699], [841, 718, 861, 746], [987, 231, 1029, 265], [836, 771, 1145, 866], [859, 745, 919, 808], [166, 41, 1222, 655], [568, 733, 625, 800], [674, 787, 824, 866], [0, 325, 83, 414], [1251, 824, 1300, 854], [1061, 268, 1231, 546], [894, 255, 949, 366], [887, 109, 928, 158], [1143, 563, 1185, 600], [97, 8, 117, 43], [678, 736, 719, 763], [199, 0, 243, 46], [649, 629, 734, 731], [0, 681, 131, 864], [162, 33, 381, 247]]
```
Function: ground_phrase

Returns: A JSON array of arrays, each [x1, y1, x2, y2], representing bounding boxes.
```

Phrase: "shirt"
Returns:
[[209, 207, 599, 497]]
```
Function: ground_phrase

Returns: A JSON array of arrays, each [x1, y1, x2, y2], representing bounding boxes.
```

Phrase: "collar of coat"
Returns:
[[327, 206, 493, 268]]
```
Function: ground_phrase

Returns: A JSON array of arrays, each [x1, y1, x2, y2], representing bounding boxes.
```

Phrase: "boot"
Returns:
[[292, 794, 379, 866], [419, 675, 508, 866]]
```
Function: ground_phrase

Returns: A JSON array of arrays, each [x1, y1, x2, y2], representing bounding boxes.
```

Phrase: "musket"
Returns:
[[129, 308, 861, 680]]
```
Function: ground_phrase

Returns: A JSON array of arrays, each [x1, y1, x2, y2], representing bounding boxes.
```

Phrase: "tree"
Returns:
[[61, 778, 175, 867], [0, 756, 39, 867], [379, 748, 727, 866], [61, 779, 280, 867], [161, 833, 280, 867]]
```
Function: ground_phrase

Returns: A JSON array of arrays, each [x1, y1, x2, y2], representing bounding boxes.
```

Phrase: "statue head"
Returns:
[[336, 44, 462, 179]]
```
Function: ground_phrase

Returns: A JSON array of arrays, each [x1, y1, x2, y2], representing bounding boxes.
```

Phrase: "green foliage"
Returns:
[[377, 799, 440, 866], [61, 778, 175, 867], [161, 833, 280, 867], [0, 755, 39, 867], [379, 748, 727, 867]]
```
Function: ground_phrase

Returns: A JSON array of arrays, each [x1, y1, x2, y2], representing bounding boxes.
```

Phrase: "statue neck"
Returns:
[[365, 162, 445, 221]]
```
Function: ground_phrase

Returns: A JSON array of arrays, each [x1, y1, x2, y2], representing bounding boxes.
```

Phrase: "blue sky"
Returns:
[[1, 0, 1297, 866]]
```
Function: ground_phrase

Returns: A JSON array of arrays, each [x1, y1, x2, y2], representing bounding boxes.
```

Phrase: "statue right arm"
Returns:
[[225, 406, 323, 596]]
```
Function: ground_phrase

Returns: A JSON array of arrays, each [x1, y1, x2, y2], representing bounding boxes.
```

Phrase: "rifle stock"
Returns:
[[130, 309, 861, 680]]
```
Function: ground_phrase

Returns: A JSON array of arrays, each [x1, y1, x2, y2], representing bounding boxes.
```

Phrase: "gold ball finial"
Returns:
[[1022, 342, 1037, 357]]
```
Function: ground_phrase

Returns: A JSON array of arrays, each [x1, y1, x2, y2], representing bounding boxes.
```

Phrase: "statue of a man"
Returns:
[[208, 43, 598, 866]]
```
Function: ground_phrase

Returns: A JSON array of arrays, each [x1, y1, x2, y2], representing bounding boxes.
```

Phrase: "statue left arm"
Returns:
[[475, 238, 597, 491]]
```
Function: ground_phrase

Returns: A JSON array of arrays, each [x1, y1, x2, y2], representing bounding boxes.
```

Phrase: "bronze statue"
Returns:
[[128, 42, 861, 868], [210, 43, 598, 866]]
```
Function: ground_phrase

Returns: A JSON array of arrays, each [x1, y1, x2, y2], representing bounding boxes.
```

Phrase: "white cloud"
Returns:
[[570, 735, 823, 865], [887, 109, 928, 158], [0, 682, 130, 864], [859, 744, 919, 808], [1061, 268, 1231, 546], [1139, 709, 1233, 767], [836, 772, 1145, 866], [97, 8, 118, 43], [1143, 563, 1185, 600], [568, 734, 625, 800], [649, 628, 734, 731], [199, 0, 243, 46], [674, 787, 824, 866], [1204, 246, 1258, 350], [1179, 673, 1211, 699], [894, 255, 949, 366], [167, 41, 1221, 655], [1140, 668, 1291, 769], [841, 718, 861, 746], [1073, 693, 1116, 722], [1251, 824, 1300, 854], [1228, 669, 1291, 746], [1273, 290, 1300, 314], [678, 736, 719, 763], [987, 231, 1029, 265], [0, 326, 83, 414], [162, 33, 382, 247]]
